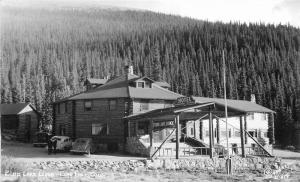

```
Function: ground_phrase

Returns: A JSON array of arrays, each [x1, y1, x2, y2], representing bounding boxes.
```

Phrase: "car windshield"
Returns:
[[52, 137, 61, 141]]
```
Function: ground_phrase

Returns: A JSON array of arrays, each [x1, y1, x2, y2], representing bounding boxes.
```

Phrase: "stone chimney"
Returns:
[[250, 94, 256, 103], [124, 65, 134, 75]]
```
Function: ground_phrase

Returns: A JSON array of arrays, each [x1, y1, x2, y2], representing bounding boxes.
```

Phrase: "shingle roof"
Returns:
[[0, 103, 34, 115], [66, 74, 182, 101], [192, 97, 275, 113]]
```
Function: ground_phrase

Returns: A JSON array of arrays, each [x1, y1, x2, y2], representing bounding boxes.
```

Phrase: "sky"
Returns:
[[1, 0, 300, 27]]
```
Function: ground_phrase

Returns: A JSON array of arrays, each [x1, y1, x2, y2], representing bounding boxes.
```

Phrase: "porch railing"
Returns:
[[153, 146, 209, 157], [153, 145, 271, 158]]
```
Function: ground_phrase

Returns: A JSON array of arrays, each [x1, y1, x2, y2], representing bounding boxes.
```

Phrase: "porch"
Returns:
[[124, 99, 275, 159]]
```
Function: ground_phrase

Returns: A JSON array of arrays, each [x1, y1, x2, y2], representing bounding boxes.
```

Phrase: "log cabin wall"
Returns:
[[54, 98, 128, 150], [54, 101, 73, 137], [18, 111, 39, 142]]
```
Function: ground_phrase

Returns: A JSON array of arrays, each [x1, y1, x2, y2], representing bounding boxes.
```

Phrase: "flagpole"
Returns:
[[223, 50, 231, 174]]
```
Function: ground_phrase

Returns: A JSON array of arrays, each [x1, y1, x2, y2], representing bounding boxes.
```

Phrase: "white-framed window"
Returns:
[[248, 130, 258, 137], [84, 100, 92, 111], [92, 123, 109, 135], [137, 82, 145, 88], [261, 113, 267, 120], [248, 113, 254, 120], [140, 100, 149, 111]]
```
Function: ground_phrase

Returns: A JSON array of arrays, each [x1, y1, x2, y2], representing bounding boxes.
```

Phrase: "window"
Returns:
[[248, 113, 254, 120], [264, 132, 268, 138], [65, 102, 69, 113], [59, 124, 66, 135], [57, 104, 60, 114], [137, 82, 145, 88], [140, 100, 149, 111], [145, 81, 151, 88], [109, 100, 117, 110], [205, 130, 209, 137], [221, 131, 227, 137], [92, 123, 108, 135], [261, 113, 267, 120], [221, 130, 231, 137], [84, 101, 92, 111], [60, 103, 65, 113], [248, 130, 257, 138]]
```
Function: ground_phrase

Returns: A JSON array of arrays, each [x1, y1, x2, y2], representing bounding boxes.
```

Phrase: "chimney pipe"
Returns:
[[124, 65, 134, 75], [250, 94, 256, 103]]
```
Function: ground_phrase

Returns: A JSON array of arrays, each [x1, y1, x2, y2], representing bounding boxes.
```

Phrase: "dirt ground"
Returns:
[[1, 141, 146, 163], [2, 141, 300, 181]]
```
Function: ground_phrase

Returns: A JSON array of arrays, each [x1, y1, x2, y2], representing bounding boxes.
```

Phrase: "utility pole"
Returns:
[[223, 50, 232, 174]]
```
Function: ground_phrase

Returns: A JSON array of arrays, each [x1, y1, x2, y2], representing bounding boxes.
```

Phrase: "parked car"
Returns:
[[33, 132, 52, 147], [70, 138, 94, 154], [49, 136, 72, 152]]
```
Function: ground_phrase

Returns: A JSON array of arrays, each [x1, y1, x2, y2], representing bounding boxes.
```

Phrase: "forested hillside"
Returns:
[[1, 7, 300, 146]]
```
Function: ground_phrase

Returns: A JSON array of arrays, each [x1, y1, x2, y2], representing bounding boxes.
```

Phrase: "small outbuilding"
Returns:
[[0, 103, 40, 142]]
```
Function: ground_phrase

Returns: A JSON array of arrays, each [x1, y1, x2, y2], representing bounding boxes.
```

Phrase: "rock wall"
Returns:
[[33, 156, 291, 177]]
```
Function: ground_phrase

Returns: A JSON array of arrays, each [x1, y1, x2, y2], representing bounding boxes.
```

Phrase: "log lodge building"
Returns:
[[53, 66, 275, 158]]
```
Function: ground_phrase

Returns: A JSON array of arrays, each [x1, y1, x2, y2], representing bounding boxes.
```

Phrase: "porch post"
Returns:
[[128, 121, 131, 137], [244, 115, 248, 144], [150, 120, 153, 147], [200, 120, 203, 140], [176, 114, 180, 159], [193, 120, 196, 138], [209, 111, 214, 158], [216, 118, 220, 144], [268, 113, 275, 145], [135, 121, 139, 136], [239, 116, 246, 157]]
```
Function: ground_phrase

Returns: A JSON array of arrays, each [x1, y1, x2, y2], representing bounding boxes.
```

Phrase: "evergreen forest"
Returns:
[[1, 7, 300, 147]]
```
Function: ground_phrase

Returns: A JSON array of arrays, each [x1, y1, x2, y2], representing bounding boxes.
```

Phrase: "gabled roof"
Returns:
[[63, 74, 182, 101], [192, 97, 275, 113], [85, 78, 108, 85], [0, 103, 39, 115]]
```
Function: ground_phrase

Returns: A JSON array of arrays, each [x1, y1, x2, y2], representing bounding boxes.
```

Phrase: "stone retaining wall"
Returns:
[[34, 156, 291, 176]]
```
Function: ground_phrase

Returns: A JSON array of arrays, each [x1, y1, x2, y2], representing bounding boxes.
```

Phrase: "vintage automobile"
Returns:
[[70, 138, 94, 154], [33, 132, 52, 147], [49, 136, 72, 152]]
